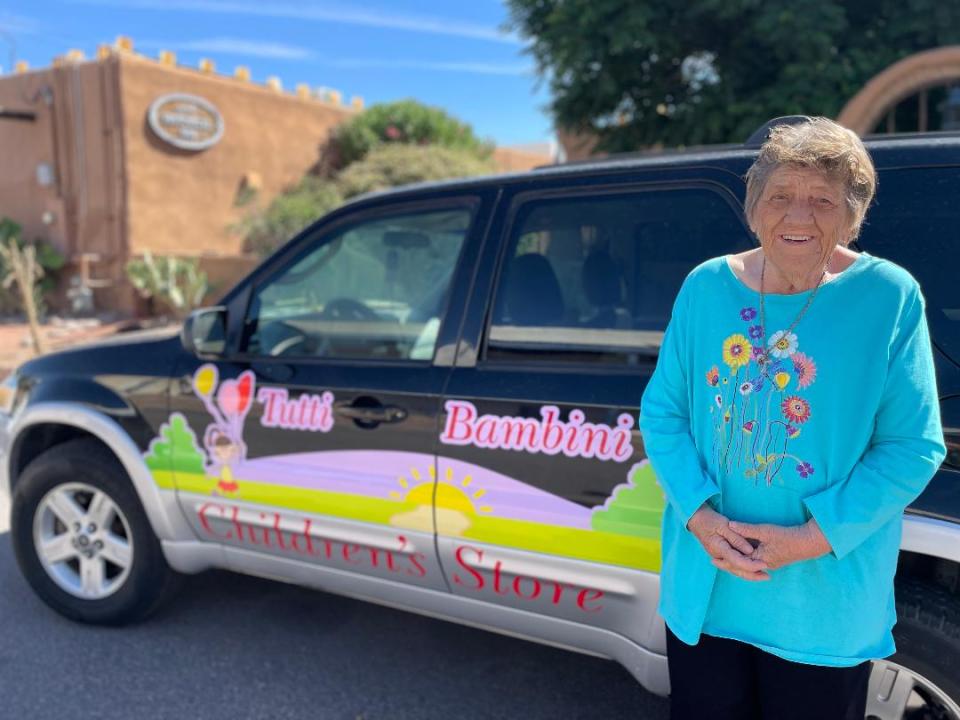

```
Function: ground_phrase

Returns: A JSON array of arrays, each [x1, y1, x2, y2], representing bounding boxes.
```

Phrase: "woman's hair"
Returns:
[[744, 117, 877, 241]]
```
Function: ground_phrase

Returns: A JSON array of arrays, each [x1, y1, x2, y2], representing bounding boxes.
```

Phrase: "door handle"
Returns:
[[334, 400, 407, 425]]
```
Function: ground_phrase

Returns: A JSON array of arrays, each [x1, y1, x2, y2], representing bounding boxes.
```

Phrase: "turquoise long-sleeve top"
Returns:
[[639, 252, 947, 666]]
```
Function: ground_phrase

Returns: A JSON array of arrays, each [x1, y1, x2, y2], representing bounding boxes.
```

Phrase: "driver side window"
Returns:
[[242, 206, 472, 361]]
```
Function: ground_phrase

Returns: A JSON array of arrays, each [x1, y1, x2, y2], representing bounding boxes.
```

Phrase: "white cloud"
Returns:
[[327, 58, 533, 76], [0, 12, 41, 35], [69, 0, 521, 44], [139, 37, 314, 60]]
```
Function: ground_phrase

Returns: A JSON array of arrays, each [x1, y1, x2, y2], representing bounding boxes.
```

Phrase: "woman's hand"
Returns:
[[687, 505, 771, 581], [728, 519, 832, 570]]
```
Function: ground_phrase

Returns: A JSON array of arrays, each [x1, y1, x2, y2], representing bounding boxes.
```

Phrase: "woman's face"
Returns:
[[751, 166, 853, 275]]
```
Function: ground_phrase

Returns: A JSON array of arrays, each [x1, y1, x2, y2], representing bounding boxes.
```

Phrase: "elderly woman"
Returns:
[[639, 117, 947, 720]]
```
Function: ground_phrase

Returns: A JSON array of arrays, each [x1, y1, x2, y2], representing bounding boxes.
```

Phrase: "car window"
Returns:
[[860, 167, 960, 364], [485, 186, 753, 364], [242, 206, 472, 361]]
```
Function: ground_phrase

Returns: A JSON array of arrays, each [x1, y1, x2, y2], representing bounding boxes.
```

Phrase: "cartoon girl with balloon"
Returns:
[[192, 364, 256, 498]]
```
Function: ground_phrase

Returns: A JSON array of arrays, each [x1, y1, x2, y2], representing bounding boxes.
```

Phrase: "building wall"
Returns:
[[118, 54, 355, 261], [1, 50, 554, 315], [0, 69, 60, 254], [0, 59, 128, 310]]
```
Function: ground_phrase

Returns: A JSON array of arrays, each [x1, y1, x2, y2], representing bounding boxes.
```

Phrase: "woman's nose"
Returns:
[[785, 199, 814, 221]]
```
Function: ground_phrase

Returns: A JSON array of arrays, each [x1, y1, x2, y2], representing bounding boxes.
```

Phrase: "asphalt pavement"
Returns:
[[0, 519, 669, 720]]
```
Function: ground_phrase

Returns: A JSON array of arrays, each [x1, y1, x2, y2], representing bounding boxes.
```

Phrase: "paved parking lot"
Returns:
[[0, 512, 669, 720]]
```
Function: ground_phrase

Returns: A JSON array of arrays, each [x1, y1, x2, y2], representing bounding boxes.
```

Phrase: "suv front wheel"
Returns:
[[11, 438, 180, 625]]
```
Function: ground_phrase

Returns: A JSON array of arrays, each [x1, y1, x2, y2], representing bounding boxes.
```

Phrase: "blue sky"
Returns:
[[0, 1, 556, 147]]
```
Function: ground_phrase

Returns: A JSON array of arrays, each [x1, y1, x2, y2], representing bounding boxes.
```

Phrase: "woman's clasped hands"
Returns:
[[687, 505, 833, 581]]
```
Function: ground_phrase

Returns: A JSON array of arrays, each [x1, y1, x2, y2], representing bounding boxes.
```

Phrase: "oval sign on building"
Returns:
[[147, 93, 224, 151]]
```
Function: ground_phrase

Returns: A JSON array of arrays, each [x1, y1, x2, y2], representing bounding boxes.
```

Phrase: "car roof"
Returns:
[[348, 132, 960, 206]]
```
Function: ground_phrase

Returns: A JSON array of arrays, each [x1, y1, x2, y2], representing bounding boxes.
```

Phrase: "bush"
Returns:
[[336, 144, 496, 199], [237, 177, 343, 256], [126, 252, 209, 319], [0, 218, 65, 319], [334, 99, 494, 167]]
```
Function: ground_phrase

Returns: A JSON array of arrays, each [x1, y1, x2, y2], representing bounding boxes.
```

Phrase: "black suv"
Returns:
[[2, 127, 958, 719]]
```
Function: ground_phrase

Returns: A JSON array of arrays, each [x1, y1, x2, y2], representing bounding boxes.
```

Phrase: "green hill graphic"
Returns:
[[591, 462, 665, 538]]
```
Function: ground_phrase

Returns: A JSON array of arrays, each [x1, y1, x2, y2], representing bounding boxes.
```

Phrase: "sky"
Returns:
[[0, 1, 556, 148]]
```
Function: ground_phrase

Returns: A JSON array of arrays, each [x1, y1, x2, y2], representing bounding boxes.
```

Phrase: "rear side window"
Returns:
[[860, 168, 960, 363], [485, 186, 753, 364]]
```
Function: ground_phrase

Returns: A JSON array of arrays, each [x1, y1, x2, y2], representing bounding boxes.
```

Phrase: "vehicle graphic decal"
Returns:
[[145, 366, 665, 571], [194, 501, 610, 612], [440, 399, 635, 462]]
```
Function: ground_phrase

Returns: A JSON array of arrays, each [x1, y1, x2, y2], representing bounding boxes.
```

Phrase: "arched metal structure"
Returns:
[[838, 46, 960, 134]]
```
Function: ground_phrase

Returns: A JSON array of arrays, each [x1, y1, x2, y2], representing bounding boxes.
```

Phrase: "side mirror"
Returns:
[[181, 306, 227, 356]]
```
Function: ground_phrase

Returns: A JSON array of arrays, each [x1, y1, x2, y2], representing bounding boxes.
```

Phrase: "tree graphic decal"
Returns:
[[591, 462, 665, 538], [145, 413, 206, 475]]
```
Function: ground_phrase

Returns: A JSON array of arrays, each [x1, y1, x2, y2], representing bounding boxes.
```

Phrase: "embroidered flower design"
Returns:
[[752, 346, 768, 364], [796, 461, 815, 478], [782, 395, 811, 424], [706, 366, 720, 386], [743, 420, 755, 433], [773, 371, 791, 390], [748, 324, 764, 340], [739, 381, 753, 395], [714, 394, 723, 408], [768, 330, 798, 358], [722, 334, 752, 369], [751, 376, 765, 392], [786, 425, 800, 439], [792, 352, 817, 389], [740, 307, 757, 321]]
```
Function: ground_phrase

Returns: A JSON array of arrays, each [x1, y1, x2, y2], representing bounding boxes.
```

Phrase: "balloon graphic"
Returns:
[[774, 372, 790, 390], [194, 365, 217, 397], [217, 380, 242, 416], [236, 372, 254, 415]]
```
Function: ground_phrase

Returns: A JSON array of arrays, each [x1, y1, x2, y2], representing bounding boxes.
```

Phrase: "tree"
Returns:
[[506, 0, 960, 150], [235, 177, 343, 256], [334, 99, 495, 167], [336, 144, 496, 200], [0, 220, 47, 354]]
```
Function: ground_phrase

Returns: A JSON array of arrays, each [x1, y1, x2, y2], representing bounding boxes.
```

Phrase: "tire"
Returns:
[[866, 577, 960, 720], [11, 438, 181, 625]]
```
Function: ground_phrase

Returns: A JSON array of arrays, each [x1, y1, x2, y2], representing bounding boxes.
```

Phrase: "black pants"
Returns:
[[666, 627, 871, 720]]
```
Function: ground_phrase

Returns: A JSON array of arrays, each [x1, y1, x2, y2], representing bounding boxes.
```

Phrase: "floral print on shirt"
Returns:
[[708, 306, 818, 485]]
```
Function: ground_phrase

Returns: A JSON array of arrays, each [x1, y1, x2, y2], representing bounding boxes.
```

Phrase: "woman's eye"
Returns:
[[815, 198, 835, 207]]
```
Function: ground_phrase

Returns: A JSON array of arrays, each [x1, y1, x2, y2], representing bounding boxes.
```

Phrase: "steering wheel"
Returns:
[[320, 297, 379, 322]]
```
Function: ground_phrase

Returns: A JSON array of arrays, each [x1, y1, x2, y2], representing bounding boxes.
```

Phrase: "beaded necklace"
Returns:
[[756, 255, 827, 371]]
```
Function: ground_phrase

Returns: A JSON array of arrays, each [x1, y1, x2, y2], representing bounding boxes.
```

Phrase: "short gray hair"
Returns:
[[744, 117, 877, 241]]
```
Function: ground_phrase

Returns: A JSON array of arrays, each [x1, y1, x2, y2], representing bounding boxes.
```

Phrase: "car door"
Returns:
[[435, 169, 755, 649], [159, 191, 496, 590]]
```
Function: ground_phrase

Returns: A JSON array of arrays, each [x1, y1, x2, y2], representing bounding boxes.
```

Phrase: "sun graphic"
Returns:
[[388, 465, 493, 535]]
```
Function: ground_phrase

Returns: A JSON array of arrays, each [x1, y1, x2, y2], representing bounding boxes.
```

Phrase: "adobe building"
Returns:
[[0, 39, 552, 315]]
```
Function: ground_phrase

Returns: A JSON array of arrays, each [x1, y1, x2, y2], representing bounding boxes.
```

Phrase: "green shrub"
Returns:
[[237, 177, 343, 256], [0, 217, 66, 319], [336, 144, 496, 199], [126, 252, 209, 319], [334, 99, 494, 167]]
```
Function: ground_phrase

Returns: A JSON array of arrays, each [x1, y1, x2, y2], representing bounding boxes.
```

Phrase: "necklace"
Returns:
[[757, 256, 827, 371]]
